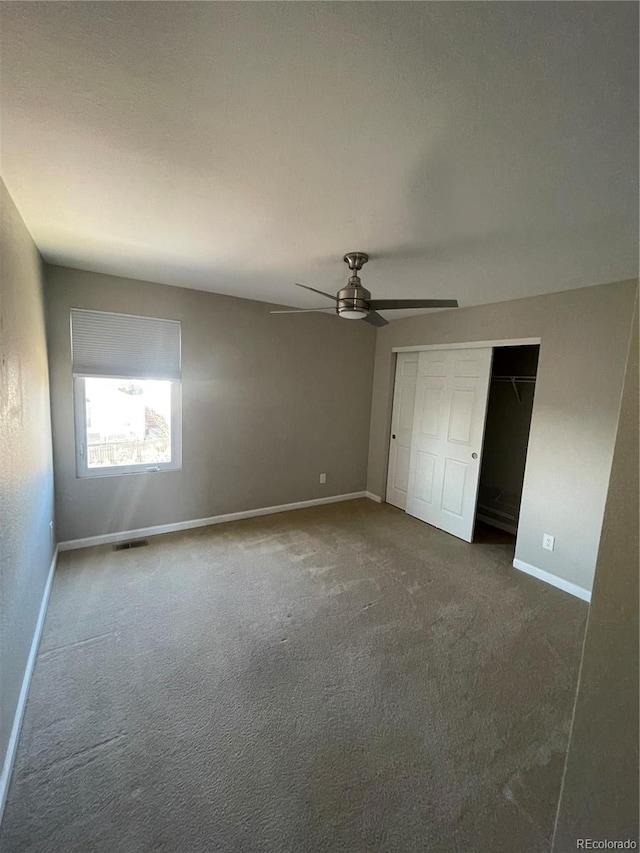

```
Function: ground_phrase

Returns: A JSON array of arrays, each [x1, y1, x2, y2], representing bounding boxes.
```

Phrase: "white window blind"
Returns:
[[71, 309, 181, 380]]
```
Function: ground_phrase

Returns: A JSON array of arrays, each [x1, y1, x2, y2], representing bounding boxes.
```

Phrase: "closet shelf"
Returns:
[[477, 486, 520, 535]]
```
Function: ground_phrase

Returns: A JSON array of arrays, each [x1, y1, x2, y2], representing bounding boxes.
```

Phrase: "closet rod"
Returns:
[[491, 374, 536, 403]]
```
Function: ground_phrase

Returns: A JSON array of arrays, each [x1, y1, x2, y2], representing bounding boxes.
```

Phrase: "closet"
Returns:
[[386, 343, 539, 544], [475, 345, 539, 535]]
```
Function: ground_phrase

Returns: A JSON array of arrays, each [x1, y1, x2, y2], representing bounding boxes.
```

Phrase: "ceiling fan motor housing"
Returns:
[[337, 275, 371, 318]]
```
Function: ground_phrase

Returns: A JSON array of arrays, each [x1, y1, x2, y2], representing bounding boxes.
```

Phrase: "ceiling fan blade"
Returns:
[[364, 311, 389, 327], [270, 308, 336, 314], [294, 282, 338, 302], [368, 298, 459, 310]]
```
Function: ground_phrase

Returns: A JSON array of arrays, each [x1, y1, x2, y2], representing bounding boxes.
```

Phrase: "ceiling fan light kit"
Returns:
[[271, 251, 459, 326]]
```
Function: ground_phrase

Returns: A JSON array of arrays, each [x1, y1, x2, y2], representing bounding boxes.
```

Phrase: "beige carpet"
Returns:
[[0, 499, 587, 852]]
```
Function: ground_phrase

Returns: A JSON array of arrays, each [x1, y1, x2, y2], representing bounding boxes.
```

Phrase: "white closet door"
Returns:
[[386, 353, 418, 510], [406, 348, 492, 542]]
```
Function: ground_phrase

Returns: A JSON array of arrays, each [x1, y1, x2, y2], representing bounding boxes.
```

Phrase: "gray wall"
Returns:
[[0, 182, 55, 789], [367, 280, 637, 593], [46, 265, 376, 542], [552, 296, 639, 850]]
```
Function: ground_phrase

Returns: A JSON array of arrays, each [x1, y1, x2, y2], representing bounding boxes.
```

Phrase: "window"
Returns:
[[71, 309, 182, 477]]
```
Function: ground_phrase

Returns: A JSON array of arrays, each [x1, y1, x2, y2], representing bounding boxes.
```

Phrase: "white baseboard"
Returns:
[[0, 546, 58, 824], [58, 491, 378, 552], [365, 491, 383, 503], [513, 558, 591, 603]]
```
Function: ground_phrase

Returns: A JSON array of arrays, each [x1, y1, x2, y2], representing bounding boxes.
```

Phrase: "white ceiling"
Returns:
[[1, 2, 638, 319]]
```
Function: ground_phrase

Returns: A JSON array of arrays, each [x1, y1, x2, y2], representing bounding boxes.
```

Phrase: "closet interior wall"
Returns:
[[476, 345, 540, 534]]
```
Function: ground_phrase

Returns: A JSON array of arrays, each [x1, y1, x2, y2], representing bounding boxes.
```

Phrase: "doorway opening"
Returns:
[[474, 345, 540, 543]]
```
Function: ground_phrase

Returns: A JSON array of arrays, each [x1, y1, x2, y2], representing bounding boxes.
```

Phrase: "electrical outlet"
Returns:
[[319, 473, 327, 484], [542, 533, 554, 552]]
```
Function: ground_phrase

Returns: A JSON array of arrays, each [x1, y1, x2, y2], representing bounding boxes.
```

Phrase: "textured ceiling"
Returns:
[[1, 2, 638, 318]]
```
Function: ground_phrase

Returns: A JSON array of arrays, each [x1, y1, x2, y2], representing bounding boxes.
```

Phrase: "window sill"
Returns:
[[76, 465, 182, 480]]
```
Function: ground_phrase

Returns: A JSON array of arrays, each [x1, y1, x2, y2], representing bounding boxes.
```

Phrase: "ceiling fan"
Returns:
[[271, 252, 458, 327]]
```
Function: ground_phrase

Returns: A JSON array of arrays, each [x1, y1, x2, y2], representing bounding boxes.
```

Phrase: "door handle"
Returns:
[[471, 452, 478, 459]]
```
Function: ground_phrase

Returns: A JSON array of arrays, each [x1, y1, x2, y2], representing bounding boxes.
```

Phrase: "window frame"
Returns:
[[74, 375, 182, 478]]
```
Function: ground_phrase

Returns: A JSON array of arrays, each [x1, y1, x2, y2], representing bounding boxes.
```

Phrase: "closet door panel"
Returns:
[[393, 445, 411, 493], [421, 387, 444, 438], [442, 458, 468, 517], [386, 353, 419, 510], [406, 348, 492, 542], [415, 451, 437, 504], [448, 387, 476, 444]]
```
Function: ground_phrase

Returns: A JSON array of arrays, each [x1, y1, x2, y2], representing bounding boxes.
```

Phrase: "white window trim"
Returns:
[[74, 376, 182, 478]]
